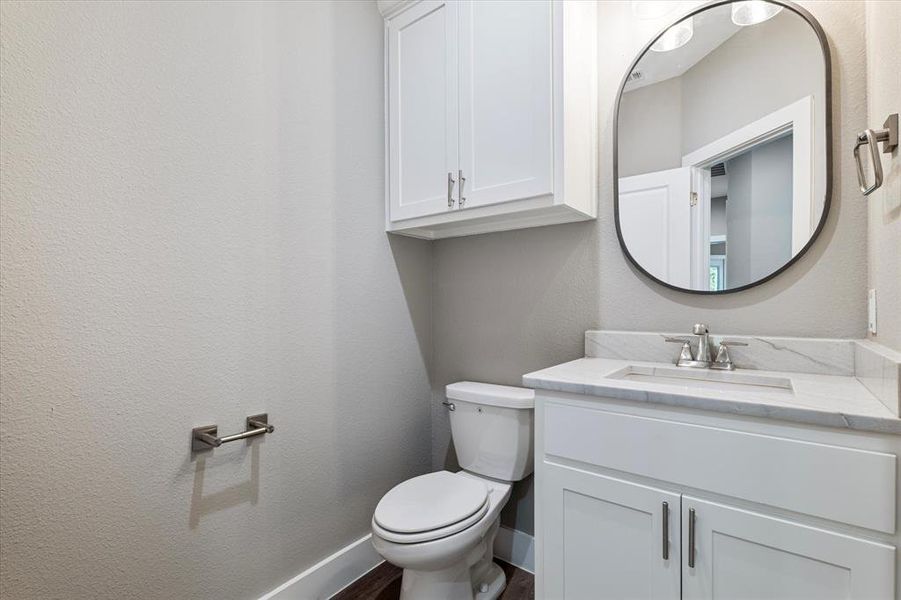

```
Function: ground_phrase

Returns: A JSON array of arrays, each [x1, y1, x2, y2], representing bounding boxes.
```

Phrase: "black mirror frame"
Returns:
[[612, 0, 833, 295]]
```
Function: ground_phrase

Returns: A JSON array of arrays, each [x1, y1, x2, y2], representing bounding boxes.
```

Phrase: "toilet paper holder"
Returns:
[[854, 113, 898, 196]]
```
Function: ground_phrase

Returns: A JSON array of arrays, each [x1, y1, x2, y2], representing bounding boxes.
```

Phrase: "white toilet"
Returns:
[[371, 381, 534, 600]]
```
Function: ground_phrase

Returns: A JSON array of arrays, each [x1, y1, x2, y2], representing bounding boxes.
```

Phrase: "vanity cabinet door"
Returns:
[[682, 496, 895, 600], [543, 463, 680, 600], [386, 0, 458, 221], [457, 0, 554, 210]]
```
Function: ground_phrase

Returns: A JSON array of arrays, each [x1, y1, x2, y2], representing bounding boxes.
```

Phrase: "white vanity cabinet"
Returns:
[[543, 464, 681, 599], [380, 0, 597, 239], [535, 393, 899, 600], [681, 496, 894, 600]]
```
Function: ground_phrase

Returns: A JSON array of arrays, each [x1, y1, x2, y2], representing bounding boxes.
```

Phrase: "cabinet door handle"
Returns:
[[688, 507, 696, 568], [458, 170, 466, 207], [447, 172, 456, 208], [662, 501, 669, 560]]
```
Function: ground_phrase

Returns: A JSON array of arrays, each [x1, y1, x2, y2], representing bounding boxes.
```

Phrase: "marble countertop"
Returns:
[[523, 357, 901, 435]]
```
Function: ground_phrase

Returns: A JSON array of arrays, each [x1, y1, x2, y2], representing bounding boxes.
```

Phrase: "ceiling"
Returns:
[[625, 4, 741, 93]]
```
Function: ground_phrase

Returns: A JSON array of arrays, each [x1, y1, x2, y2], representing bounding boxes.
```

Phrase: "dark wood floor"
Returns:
[[332, 559, 534, 600]]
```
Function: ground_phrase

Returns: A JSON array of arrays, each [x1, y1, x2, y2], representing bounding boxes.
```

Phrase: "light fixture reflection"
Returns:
[[731, 1, 783, 26], [651, 17, 693, 52]]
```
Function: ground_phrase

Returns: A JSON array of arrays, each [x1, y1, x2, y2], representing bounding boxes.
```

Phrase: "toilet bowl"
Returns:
[[371, 382, 534, 600], [371, 471, 511, 599]]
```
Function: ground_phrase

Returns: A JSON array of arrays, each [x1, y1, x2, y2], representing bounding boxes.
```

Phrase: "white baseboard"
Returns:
[[259, 534, 383, 600], [259, 526, 534, 599], [493, 526, 535, 574]]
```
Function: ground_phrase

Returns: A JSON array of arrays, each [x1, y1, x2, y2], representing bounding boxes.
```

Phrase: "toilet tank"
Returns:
[[445, 382, 534, 482]]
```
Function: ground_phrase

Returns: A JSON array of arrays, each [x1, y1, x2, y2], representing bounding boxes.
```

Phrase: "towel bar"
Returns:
[[192, 414, 273, 451]]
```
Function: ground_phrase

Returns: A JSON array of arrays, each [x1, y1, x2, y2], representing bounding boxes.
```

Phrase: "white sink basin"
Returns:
[[606, 365, 794, 394]]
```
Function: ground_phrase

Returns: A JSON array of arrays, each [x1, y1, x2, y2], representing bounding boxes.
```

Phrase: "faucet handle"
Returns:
[[693, 323, 709, 335], [665, 337, 695, 363], [713, 344, 734, 369], [711, 340, 747, 370], [718, 340, 748, 348]]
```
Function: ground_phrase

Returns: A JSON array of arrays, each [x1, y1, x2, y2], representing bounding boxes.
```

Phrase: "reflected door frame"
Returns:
[[689, 167, 712, 290], [681, 96, 815, 256]]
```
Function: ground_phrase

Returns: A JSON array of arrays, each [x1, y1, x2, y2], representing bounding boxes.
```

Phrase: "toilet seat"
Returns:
[[372, 499, 489, 543], [373, 471, 490, 543]]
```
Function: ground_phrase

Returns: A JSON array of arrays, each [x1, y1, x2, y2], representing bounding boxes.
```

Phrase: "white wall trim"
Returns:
[[681, 96, 816, 255], [494, 526, 535, 574], [377, 0, 418, 19], [259, 534, 383, 600], [258, 526, 535, 600]]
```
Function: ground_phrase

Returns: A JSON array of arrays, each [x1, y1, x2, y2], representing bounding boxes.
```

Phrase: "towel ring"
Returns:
[[854, 113, 898, 196]]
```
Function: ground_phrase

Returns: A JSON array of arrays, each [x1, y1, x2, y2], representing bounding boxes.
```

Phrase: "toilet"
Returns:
[[371, 381, 534, 600]]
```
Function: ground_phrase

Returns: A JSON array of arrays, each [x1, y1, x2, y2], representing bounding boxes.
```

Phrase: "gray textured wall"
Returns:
[[726, 150, 755, 287], [725, 135, 794, 288], [680, 10, 825, 157], [0, 2, 433, 598], [865, 1, 901, 351], [618, 76, 683, 177], [432, 0, 870, 535]]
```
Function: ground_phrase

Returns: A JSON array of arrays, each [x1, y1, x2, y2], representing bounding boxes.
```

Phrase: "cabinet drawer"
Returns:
[[544, 402, 897, 533]]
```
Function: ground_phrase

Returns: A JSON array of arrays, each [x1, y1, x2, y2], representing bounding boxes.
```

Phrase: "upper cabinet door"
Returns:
[[543, 463, 681, 600], [458, 0, 554, 209], [682, 496, 895, 600], [387, 1, 458, 221]]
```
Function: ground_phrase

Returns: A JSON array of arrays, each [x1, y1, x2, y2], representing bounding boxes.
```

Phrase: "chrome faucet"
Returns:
[[665, 324, 747, 370]]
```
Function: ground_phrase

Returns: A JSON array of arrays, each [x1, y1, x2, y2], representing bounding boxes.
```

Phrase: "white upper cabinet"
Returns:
[[458, 1, 553, 210], [381, 0, 597, 239], [386, 1, 458, 221]]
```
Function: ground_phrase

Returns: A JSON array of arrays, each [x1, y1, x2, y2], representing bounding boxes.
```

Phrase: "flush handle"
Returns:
[[442, 401, 455, 411]]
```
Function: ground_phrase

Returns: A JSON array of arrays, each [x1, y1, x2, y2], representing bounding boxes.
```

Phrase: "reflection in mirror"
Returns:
[[616, 1, 829, 293]]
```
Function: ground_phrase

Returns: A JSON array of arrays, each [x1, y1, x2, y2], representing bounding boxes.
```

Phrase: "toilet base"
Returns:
[[400, 561, 473, 600], [398, 558, 507, 600], [396, 519, 506, 600], [474, 562, 506, 600]]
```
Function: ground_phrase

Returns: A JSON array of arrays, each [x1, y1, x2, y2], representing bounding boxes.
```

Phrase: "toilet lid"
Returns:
[[374, 471, 489, 535]]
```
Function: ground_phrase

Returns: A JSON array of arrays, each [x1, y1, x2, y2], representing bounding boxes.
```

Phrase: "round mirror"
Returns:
[[614, 0, 831, 294]]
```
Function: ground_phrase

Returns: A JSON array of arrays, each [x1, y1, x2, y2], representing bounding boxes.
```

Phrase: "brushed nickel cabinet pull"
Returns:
[[192, 414, 274, 451], [458, 170, 466, 207], [447, 172, 456, 208], [662, 501, 669, 560], [688, 507, 696, 568]]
